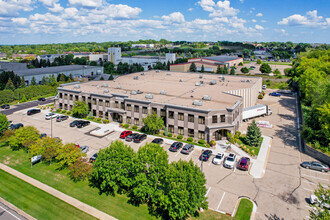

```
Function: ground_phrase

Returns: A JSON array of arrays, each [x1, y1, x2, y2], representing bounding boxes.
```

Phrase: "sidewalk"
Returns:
[[0, 163, 117, 220], [249, 135, 272, 178]]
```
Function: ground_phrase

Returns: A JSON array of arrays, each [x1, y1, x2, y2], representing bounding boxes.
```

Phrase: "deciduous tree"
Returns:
[[241, 67, 249, 73], [259, 63, 272, 73], [142, 113, 164, 134], [0, 113, 9, 136], [8, 126, 40, 150], [309, 184, 329, 219], [56, 143, 84, 169], [72, 101, 89, 118], [68, 159, 93, 182]]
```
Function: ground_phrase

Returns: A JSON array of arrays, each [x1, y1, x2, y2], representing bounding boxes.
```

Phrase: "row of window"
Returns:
[[168, 125, 205, 139]]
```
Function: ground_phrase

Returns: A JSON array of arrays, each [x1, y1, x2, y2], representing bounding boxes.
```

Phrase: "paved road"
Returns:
[[1, 98, 54, 116], [0, 201, 28, 220]]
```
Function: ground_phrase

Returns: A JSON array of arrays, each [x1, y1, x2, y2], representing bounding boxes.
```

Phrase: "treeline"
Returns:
[[103, 62, 144, 75], [30, 54, 88, 68], [288, 49, 330, 153], [160, 46, 235, 57]]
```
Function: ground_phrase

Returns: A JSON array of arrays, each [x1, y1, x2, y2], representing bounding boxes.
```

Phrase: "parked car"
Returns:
[[133, 134, 147, 143], [45, 112, 57, 120], [27, 109, 41, 115], [8, 121, 14, 127], [169, 142, 183, 152], [56, 115, 69, 122], [301, 161, 329, 172], [31, 155, 42, 165], [238, 157, 250, 171], [310, 194, 330, 210], [76, 121, 90, 128], [223, 153, 236, 169], [269, 92, 281, 97], [181, 144, 194, 154], [38, 97, 46, 101], [120, 130, 132, 139], [151, 138, 164, 145], [262, 85, 267, 90], [40, 133, 47, 139], [79, 145, 89, 154], [1, 104, 10, 109], [199, 150, 213, 161], [90, 153, 98, 163], [212, 153, 225, 165], [70, 120, 83, 127], [9, 123, 23, 130], [126, 133, 139, 142]]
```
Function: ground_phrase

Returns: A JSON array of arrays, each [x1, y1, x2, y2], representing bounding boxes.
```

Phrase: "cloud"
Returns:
[[198, 0, 216, 12], [12, 17, 29, 25], [256, 13, 263, 17], [255, 24, 264, 30], [162, 12, 185, 24], [188, 8, 194, 11], [95, 4, 142, 19], [39, 0, 58, 7], [210, 0, 239, 17], [49, 3, 64, 13], [0, 0, 34, 16], [251, 19, 256, 23], [239, 0, 244, 3], [278, 10, 329, 28], [68, 0, 103, 8]]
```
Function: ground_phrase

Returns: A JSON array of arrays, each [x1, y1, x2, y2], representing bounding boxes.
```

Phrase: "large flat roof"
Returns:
[[202, 56, 242, 63], [61, 71, 260, 110]]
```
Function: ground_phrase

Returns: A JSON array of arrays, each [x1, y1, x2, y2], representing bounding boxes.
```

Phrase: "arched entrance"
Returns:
[[213, 129, 230, 140]]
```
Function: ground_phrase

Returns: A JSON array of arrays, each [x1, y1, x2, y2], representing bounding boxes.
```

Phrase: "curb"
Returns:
[[0, 197, 36, 220], [231, 196, 258, 220]]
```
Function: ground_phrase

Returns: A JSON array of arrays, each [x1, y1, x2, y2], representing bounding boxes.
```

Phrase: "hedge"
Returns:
[[177, 135, 183, 140], [168, 133, 173, 137], [132, 125, 137, 129], [198, 139, 205, 144], [187, 137, 193, 142]]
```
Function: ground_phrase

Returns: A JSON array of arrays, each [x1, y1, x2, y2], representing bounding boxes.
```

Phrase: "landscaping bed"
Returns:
[[234, 198, 253, 220]]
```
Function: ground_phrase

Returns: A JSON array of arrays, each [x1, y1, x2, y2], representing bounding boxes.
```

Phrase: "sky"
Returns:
[[0, 0, 329, 45]]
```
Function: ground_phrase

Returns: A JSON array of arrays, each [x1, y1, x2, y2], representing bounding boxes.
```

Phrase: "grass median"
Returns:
[[234, 198, 253, 220]]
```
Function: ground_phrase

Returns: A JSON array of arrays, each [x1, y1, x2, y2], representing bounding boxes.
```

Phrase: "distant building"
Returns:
[[0, 61, 28, 73], [253, 50, 272, 59], [12, 54, 36, 59], [89, 54, 108, 62], [0, 52, 7, 59], [131, 44, 155, 49], [170, 56, 243, 73], [37, 54, 65, 63]]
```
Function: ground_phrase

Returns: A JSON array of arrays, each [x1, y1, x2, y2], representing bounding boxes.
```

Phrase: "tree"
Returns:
[[142, 113, 164, 134], [257, 59, 262, 64], [31, 77, 37, 86], [230, 67, 235, 75], [100, 76, 104, 80], [309, 184, 329, 219], [200, 65, 205, 73], [216, 65, 222, 74], [241, 67, 249, 73], [259, 63, 272, 73], [8, 126, 40, 150], [0, 113, 9, 136], [90, 140, 137, 195], [245, 120, 262, 147], [68, 159, 93, 182], [30, 137, 62, 165], [223, 66, 228, 74], [238, 62, 243, 66], [72, 101, 89, 118], [189, 62, 197, 72], [108, 74, 114, 80], [56, 143, 84, 169], [273, 69, 281, 76], [5, 78, 15, 90], [41, 76, 48, 85], [90, 61, 97, 66], [20, 76, 26, 88]]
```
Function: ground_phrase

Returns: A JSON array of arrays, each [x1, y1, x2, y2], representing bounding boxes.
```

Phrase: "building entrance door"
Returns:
[[112, 113, 123, 123], [213, 129, 230, 140]]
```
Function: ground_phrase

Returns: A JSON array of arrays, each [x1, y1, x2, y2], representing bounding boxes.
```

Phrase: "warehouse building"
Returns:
[[55, 70, 261, 142]]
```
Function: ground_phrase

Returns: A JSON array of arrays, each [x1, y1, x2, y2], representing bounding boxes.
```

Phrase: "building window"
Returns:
[[82, 96, 86, 101], [152, 108, 157, 114], [127, 117, 131, 124], [127, 104, 132, 111], [212, 115, 218, 124], [93, 109, 96, 116], [59, 93, 63, 98], [178, 127, 184, 135], [188, 114, 194, 123], [134, 105, 139, 113], [169, 111, 174, 119], [160, 109, 166, 117], [134, 118, 139, 125], [188, 129, 194, 137], [198, 131, 205, 140], [115, 101, 119, 108], [142, 107, 148, 114], [198, 116, 205, 125], [105, 101, 110, 107], [64, 104, 68, 110], [121, 103, 125, 109], [178, 113, 184, 121], [98, 99, 103, 106], [168, 125, 174, 133], [99, 111, 103, 117], [64, 94, 68, 99], [69, 94, 73, 101], [75, 95, 78, 101], [221, 115, 226, 123], [88, 97, 91, 103], [92, 98, 96, 105]]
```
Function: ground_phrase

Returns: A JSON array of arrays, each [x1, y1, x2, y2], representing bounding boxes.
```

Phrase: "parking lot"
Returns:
[[6, 90, 329, 218]]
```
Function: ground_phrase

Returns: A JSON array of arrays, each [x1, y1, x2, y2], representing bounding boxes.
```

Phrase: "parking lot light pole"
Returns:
[[51, 116, 53, 138]]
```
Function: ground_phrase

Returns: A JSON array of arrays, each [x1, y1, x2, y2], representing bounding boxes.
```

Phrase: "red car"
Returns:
[[120, 130, 132, 139], [238, 157, 250, 171]]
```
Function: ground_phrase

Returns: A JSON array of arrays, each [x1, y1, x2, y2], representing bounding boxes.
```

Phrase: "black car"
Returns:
[[90, 153, 98, 163], [9, 123, 24, 130], [27, 109, 41, 115], [169, 142, 183, 152], [76, 120, 90, 128], [56, 115, 69, 122], [133, 134, 147, 143], [1, 104, 10, 109], [38, 97, 46, 101], [126, 133, 139, 142], [199, 150, 213, 161], [152, 138, 163, 145], [70, 120, 83, 127]]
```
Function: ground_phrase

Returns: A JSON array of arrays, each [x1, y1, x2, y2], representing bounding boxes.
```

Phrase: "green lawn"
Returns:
[[0, 169, 96, 220], [262, 61, 292, 66], [190, 211, 233, 220], [0, 145, 227, 220], [234, 198, 253, 220]]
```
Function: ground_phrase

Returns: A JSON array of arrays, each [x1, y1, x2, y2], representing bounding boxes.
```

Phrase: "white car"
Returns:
[[79, 145, 89, 154], [212, 153, 225, 165], [310, 194, 330, 209], [31, 155, 42, 164], [45, 113, 58, 120], [223, 153, 236, 169]]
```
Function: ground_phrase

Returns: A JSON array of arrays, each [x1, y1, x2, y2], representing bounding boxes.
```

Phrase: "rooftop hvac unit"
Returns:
[[210, 80, 217, 85], [131, 91, 137, 95], [203, 95, 211, 101], [199, 75, 203, 78], [193, 100, 202, 106], [116, 85, 122, 89], [141, 72, 145, 75], [73, 85, 80, 89], [133, 76, 139, 80], [101, 83, 108, 87], [167, 72, 171, 75], [241, 80, 245, 83], [246, 79, 251, 83], [156, 70, 160, 73], [200, 81, 204, 84], [104, 89, 109, 93], [145, 94, 153, 99], [137, 90, 143, 94], [179, 79, 183, 82], [160, 90, 166, 95], [195, 82, 201, 86]]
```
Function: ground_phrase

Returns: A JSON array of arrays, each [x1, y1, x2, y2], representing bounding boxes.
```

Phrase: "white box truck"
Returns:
[[242, 104, 272, 122]]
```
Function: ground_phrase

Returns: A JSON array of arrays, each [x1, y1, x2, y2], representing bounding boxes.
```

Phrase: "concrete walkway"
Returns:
[[0, 163, 117, 220], [249, 135, 272, 178]]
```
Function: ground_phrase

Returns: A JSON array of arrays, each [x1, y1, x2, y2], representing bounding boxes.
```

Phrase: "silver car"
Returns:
[[180, 144, 194, 154], [301, 161, 329, 172], [79, 145, 89, 154]]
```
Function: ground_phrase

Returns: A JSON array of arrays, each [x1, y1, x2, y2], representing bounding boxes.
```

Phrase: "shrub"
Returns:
[[235, 131, 241, 137], [91, 116, 95, 120], [67, 111, 72, 115], [258, 93, 263, 99], [198, 139, 205, 144], [68, 159, 93, 182], [177, 135, 183, 140], [174, 135, 177, 138], [238, 62, 243, 66], [61, 110, 67, 114], [187, 137, 193, 142], [56, 108, 62, 113], [123, 124, 129, 128], [96, 118, 101, 122], [132, 125, 137, 129], [206, 144, 210, 148], [168, 133, 173, 137], [210, 140, 216, 146]]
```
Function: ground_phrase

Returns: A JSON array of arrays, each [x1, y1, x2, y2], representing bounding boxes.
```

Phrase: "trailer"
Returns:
[[242, 104, 272, 122]]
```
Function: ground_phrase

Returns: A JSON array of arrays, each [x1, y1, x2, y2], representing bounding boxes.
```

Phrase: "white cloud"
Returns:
[[0, 0, 34, 16], [251, 19, 257, 23], [39, 0, 58, 7], [278, 10, 329, 28], [198, 0, 215, 12], [12, 17, 29, 25], [162, 12, 185, 24], [256, 13, 263, 17], [255, 24, 264, 30], [68, 0, 103, 8], [48, 3, 63, 13], [188, 8, 194, 11], [210, 0, 239, 17], [239, 0, 244, 3], [95, 4, 142, 19]]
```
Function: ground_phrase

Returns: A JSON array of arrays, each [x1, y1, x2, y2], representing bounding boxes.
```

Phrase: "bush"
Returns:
[[56, 108, 62, 113], [168, 133, 173, 137], [177, 135, 183, 140], [238, 62, 243, 66], [61, 110, 67, 114], [67, 111, 72, 115], [91, 116, 95, 120], [96, 118, 101, 122], [198, 139, 205, 144], [241, 67, 249, 73], [68, 159, 93, 182], [132, 125, 137, 129], [258, 93, 263, 99], [187, 137, 193, 142], [235, 131, 241, 137], [209, 140, 216, 146], [123, 123, 129, 128]]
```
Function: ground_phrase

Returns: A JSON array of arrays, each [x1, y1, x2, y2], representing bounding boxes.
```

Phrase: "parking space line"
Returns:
[[185, 152, 193, 161], [174, 151, 181, 157], [0, 204, 21, 220], [302, 180, 317, 185], [302, 174, 329, 182], [233, 166, 236, 173], [205, 187, 211, 197], [208, 159, 212, 166], [216, 192, 226, 211], [303, 188, 314, 192]]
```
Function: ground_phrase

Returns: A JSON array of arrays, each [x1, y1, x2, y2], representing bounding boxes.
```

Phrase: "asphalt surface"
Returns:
[[1, 98, 54, 116], [0, 201, 28, 220]]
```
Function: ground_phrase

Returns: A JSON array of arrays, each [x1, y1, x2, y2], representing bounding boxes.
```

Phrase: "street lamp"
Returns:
[[51, 115, 53, 138]]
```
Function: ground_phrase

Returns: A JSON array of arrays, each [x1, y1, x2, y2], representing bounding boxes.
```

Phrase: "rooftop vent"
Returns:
[[246, 79, 251, 83], [145, 94, 153, 99], [241, 80, 245, 83], [73, 85, 80, 89], [179, 79, 183, 82], [193, 100, 202, 106], [116, 85, 122, 89], [210, 80, 217, 85], [101, 83, 108, 87], [156, 70, 160, 73], [199, 75, 203, 78], [141, 72, 145, 75], [133, 76, 139, 80], [137, 90, 143, 94], [160, 90, 166, 95], [195, 82, 201, 86], [200, 81, 204, 84], [131, 91, 137, 95], [167, 72, 171, 75], [203, 95, 211, 101], [104, 89, 109, 93]]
